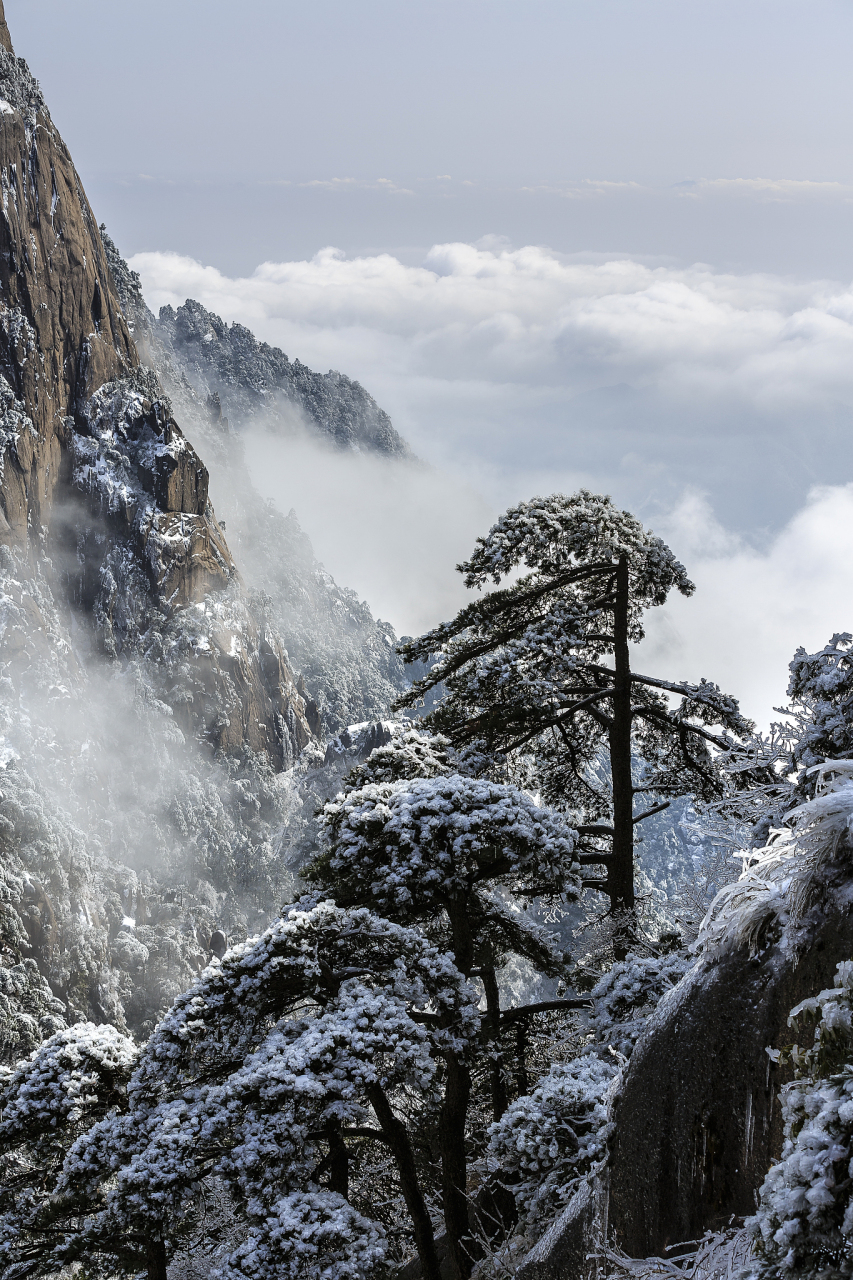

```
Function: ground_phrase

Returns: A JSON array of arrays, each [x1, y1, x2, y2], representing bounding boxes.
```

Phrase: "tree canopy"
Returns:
[[397, 491, 751, 954]]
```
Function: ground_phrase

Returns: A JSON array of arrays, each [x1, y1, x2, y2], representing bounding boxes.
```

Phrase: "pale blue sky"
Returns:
[[9, 1, 853, 275]]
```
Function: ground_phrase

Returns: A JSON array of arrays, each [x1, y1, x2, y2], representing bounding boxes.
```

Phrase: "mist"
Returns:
[[241, 421, 494, 638], [132, 240, 853, 727]]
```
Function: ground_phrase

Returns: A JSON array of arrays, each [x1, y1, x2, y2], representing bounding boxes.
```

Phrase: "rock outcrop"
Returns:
[[0, 29, 136, 546], [515, 859, 853, 1280], [0, 2, 313, 768], [0, 7, 12, 55], [106, 237, 410, 457], [101, 230, 414, 736], [606, 865, 853, 1257]]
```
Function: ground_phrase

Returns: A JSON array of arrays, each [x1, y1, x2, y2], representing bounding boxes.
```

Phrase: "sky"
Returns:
[[9, 0, 853, 724]]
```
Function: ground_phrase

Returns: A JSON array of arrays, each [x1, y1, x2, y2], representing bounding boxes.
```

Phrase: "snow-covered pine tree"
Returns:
[[749, 960, 853, 1280], [0, 1024, 139, 1277], [702, 633, 853, 846], [0, 901, 482, 1280], [307, 734, 583, 1278], [397, 491, 752, 957]]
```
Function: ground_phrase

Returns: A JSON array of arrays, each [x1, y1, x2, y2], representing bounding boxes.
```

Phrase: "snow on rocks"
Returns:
[[748, 962, 853, 1280]]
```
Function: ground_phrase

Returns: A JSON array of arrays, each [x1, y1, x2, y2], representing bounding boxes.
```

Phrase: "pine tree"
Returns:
[[307, 750, 583, 1279], [0, 903, 486, 1280], [397, 491, 752, 957]]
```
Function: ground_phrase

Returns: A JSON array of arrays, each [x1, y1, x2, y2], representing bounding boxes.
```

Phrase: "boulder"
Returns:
[[517, 862, 853, 1279]]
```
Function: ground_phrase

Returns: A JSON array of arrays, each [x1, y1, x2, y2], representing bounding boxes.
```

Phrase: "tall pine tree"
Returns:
[[397, 491, 752, 957]]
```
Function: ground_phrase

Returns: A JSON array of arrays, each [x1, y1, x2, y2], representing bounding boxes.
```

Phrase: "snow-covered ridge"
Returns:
[[0, 48, 46, 134], [695, 761, 853, 960]]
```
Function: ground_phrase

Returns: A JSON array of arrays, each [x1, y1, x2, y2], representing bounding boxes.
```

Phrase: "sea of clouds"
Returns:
[[131, 241, 853, 725]]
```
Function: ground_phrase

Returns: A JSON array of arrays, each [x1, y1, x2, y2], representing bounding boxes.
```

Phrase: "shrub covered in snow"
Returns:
[[484, 1054, 616, 1226], [313, 772, 580, 924], [590, 948, 693, 1058], [748, 961, 853, 1280], [696, 762, 853, 963]]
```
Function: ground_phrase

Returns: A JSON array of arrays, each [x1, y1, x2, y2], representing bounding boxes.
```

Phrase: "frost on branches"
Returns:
[[696, 762, 853, 962], [748, 962, 853, 1280], [485, 1054, 616, 1227], [396, 491, 751, 957], [313, 772, 580, 926], [0, 900, 479, 1280], [589, 949, 694, 1059], [0, 1023, 138, 1279]]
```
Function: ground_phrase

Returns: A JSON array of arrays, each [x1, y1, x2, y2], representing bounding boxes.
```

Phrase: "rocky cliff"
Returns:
[[0, 6, 313, 769], [102, 229, 414, 735], [110, 244, 410, 457], [0, 1, 326, 1049]]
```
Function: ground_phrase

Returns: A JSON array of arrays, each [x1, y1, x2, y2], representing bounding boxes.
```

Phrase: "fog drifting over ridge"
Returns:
[[132, 242, 853, 727]]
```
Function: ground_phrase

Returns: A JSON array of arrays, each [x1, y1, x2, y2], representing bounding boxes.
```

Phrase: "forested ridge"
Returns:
[[0, 6, 851, 1280]]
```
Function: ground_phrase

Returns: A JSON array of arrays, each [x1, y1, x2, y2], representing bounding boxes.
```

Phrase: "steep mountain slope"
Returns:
[[0, 24, 313, 769], [0, 4, 327, 1046], [102, 230, 413, 734], [110, 240, 409, 456]]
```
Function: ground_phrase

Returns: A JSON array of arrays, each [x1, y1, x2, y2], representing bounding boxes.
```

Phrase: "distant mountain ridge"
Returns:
[[103, 228, 414, 736], [104, 233, 411, 456]]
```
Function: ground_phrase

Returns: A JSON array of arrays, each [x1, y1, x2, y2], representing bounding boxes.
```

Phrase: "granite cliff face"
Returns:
[[0, 43, 135, 547], [102, 230, 414, 735], [0, 7, 312, 769], [0, 2, 325, 1048], [113, 252, 409, 456]]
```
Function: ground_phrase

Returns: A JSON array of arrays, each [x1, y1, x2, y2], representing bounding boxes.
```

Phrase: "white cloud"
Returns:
[[131, 243, 853, 724], [683, 177, 853, 202], [132, 242, 853, 411], [242, 424, 493, 637], [639, 486, 853, 727], [132, 241, 853, 528]]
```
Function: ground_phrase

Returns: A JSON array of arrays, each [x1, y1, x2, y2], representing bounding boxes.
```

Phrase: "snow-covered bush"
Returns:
[[484, 1054, 616, 1226], [216, 1192, 387, 1280], [748, 961, 853, 1280], [0, 1022, 138, 1277], [696, 762, 853, 962], [590, 949, 693, 1058]]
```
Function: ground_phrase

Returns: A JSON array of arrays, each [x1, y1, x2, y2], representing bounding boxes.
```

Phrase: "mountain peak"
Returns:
[[0, 3, 13, 54]]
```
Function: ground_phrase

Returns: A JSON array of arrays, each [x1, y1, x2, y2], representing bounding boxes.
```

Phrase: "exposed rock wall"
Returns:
[[607, 865, 853, 1256], [512, 860, 853, 1278], [0, 21, 136, 547], [0, 4, 12, 56], [0, 5, 313, 768]]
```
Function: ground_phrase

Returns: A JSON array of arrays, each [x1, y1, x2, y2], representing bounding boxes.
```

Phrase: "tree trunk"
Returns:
[[368, 1083, 443, 1280], [482, 962, 509, 1121], [440, 897, 479, 1280], [145, 1238, 167, 1280], [515, 1018, 530, 1098], [608, 552, 636, 962], [328, 1125, 349, 1200]]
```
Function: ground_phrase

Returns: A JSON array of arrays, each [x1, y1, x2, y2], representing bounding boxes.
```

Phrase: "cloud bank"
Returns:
[[132, 241, 853, 408], [131, 243, 853, 723], [132, 241, 853, 527], [639, 486, 853, 726]]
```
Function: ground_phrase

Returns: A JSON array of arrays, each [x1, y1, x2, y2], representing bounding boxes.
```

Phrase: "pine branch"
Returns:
[[501, 998, 592, 1023], [633, 801, 671, 824]]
